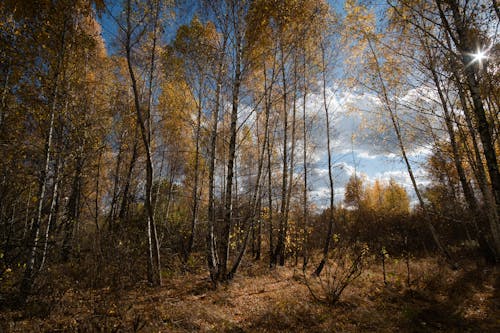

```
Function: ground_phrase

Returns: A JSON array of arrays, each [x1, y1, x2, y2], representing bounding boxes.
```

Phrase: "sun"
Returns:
[[472, 50, 488, 63]]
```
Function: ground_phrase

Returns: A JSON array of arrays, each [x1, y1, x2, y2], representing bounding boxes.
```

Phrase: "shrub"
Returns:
[[304, 243, 368, 305]]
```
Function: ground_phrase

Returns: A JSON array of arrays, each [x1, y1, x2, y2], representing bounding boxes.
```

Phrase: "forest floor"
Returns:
[[1, 256, 499, 332]]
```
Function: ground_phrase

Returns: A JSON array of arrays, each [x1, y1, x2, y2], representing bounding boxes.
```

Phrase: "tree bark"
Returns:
[[61, 154, 82, 262], [118, 129, 139, 221], [266, 68, 275, 268], [207, 34, 226, 282], [275, 42, 289, 267], [39, 156, 62, 272], [0, 59, 11, 130], [284, 57, 298, 266], [108, 136, 123, 230], [221, 26, 242, 281], [302, 49, 309, 270], [185, 96, 203, 263]]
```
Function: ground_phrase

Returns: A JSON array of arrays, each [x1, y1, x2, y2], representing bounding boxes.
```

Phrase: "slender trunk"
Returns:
[[283, 58, 298, 266], [275, 44, 288, 267], [221, 30, 242, 281], [251, 95, 269, 262], [108, 139, 123, 230], [95, 149, 102, 233], [267, 133, 274, 267], [382, 248, 387, 285], [315, 42, 335, 277], [256, 198, 262, 260], [234, 155, 240, 245], [148, 0, 162, 286], [119, 129, 139, 220], [3, 202, 16, 270], [401, 231, 410, 288], [23, 186, 32, 239], [227, 159, 252, 277], [39, 157, 62, 272], [186, 97, 203, 263], [228, 218, 251, 278], [61, 154, 82, 262], [207, 38, 226, 282], [153, 150, 165, 221], [125, 0, 161, 286], [263, 60, 276, 267], [0, 60, 11, 129], [161, 164, 175, 243], [302, 52, 309, 270], [255, 63, 275, 261]]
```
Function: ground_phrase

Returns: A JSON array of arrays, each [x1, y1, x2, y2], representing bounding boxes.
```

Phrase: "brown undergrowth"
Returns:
[[1, 256, 499, 332]]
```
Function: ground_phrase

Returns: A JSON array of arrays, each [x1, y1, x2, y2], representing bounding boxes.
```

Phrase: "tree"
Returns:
[[116, 0, 166, 286], [344, 174, 365, 210], [314, 38, 336, 277], [168, 17, 218, 263]]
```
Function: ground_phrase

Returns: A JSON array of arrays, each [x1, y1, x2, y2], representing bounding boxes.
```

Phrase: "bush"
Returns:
[[304, 243, 368, 305]]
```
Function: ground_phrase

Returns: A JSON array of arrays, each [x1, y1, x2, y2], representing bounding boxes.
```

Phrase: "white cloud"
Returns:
[[357, 150, 379, 160]]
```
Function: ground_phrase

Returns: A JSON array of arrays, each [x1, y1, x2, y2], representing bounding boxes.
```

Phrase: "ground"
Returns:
[[1, 256, 499, 332]]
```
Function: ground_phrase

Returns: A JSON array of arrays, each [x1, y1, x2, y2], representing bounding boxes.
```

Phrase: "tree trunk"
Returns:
[[61, 154, 82, 262], [275, 43, 289, 267], [39, 156, 62, 272], [125, 0, 161, 286], [118, 129, 138, 221], [95, 149, 102, 233], [302, 50, 309, 270], [0, 59, 11, 129], [221, 31, 242, 281], [153, 150, 165, 223], [315, 42, 335, 277], [263, 60, 276, 268], [284, 57, 298, 266], [207, 35, 226, 282], [107, 137, 123, 231], [186, 97, 203, 263]]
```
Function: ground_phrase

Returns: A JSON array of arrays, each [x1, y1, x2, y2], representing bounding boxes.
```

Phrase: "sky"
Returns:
[[96, 0, 433, 210], [303, 87, 432, 209]]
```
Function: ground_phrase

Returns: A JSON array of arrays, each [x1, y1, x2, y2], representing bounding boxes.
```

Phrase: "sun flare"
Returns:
[[472, 50, 488, 63]]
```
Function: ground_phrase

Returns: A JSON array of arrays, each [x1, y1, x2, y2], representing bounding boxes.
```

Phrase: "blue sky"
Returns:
[[98, 0, 199, 55]]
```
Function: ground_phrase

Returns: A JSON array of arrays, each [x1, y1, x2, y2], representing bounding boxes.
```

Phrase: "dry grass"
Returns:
[[1, 256, 499, 332]]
